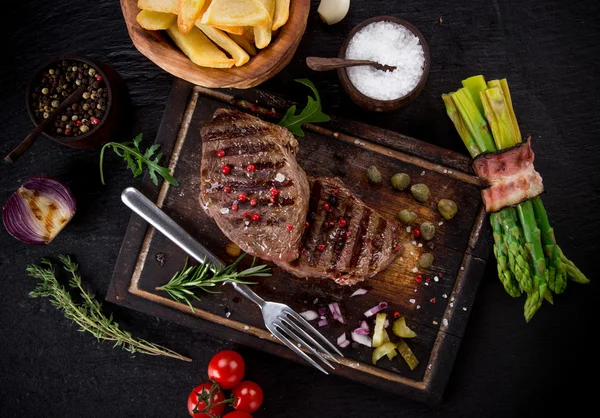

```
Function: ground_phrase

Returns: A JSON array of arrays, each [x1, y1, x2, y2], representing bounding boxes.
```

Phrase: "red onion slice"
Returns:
[[364, 302, 388, 318], [318, 307, 327, 316], [352, 327, 370, 335], [328, 302, 345, 324], [339, 340, 350, 348], [360, 320, 370, 331], [2, 176, 76, 245], [300, 310, 318, 321], [350, 288, 368, 297], [318, 318, 328, 327], [351, 331, 372, 347], [337, 332, 347, 346]]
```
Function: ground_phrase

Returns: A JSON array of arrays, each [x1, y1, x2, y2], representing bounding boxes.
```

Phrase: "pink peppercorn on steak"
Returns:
[[276, 177, 405, 285], [199, 109, 310, 262]]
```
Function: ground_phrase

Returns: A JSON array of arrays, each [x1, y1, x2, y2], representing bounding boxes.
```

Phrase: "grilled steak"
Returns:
[[199, 109, 310, 262], [276, 177, 405, 285]]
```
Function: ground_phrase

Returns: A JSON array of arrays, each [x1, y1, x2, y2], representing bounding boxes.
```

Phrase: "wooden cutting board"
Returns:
[[106, 79, 492, 403]]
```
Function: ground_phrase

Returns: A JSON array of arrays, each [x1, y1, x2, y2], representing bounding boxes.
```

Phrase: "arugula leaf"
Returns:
[[278, 79, 330, 137], [99, 134, 179, 187]]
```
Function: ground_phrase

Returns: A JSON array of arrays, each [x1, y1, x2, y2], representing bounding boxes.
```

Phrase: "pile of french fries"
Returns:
[[136, 0, 291, 68]]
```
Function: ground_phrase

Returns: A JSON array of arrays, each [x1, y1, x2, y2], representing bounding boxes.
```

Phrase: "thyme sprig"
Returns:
[[27, 255, 190, 362], [157, 254, 271, 311]]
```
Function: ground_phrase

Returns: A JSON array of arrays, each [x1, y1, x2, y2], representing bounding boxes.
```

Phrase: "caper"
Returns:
[[411, 183, 430, 202], [418, 253, 434, 268], [391, 173, 411, 191], [397, 209, 417, 225], [438, 199, 458, 220], [366, 166, 382, 184], [420, 222, 435, 240]]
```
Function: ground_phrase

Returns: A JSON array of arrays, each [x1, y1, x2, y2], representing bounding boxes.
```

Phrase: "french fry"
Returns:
[[253, 0, 275, 49], [229, 33, 257, 56], [166, 24, 234, 68], [196, 24, 250, 66], [200, 0, 270, 27], [136, 10, 177, 30], [272, 0, 289, 31], [178, 0, 206, 34], [212, 25, 245, 35], [138, 0, 178, 14]]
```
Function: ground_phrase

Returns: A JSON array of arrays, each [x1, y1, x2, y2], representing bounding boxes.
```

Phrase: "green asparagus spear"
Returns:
[[517, 201, 548, 321], [442, 94, 481, 158], [491, 213, 521, 297], [557, 246, 590, 284], [461, 75, 488, 115], [480, 87, 518, 150], [531, 197, 567, 293], [450, 88, 497, 153], [498, 208, 534, 294]]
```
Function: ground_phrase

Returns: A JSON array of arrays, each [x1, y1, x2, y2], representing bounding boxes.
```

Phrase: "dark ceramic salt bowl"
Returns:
[[337, 16, 430, 112], [26, 55, 128, 150]]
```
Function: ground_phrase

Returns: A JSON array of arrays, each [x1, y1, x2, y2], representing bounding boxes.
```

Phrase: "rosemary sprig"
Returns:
[[99, 133, 179, 187], [157, 254, 272, 311], [27, 255, 190, 362]]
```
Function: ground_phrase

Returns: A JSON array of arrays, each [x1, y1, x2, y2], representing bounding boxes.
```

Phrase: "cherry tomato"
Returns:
[[223, 412, 253, 418], [187, 382, 226, 418], [207, 350, 246, 390], [232, 381, 263, 413]]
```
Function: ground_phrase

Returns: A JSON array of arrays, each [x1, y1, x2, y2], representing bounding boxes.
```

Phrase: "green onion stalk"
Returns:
[[442, 76, 589, 321]]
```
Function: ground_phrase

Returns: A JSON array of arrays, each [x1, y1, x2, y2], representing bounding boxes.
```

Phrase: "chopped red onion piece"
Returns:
[[318, 318, 328, 327], [352, 327, 370, 335], [299, 310, 318, 321], [364, 302, 388, 318], [318, 307, 327, 316], [351, 331, 372, 347], [360, 320, 370, 331], [339, 340, 350, 348], [2, 176, 76, 245], [337, 332, 347, 346], [328, 302, 345, 324], [350, 288, 368, 297]]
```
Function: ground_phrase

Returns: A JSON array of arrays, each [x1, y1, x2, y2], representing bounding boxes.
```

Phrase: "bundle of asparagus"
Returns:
[[442, 76, 589, 321]]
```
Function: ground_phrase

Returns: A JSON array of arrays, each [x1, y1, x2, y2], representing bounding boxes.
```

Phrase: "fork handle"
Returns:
[[122, 188, 267, 309], [230, 283, 266, 309], [121, 187, 224, 269]]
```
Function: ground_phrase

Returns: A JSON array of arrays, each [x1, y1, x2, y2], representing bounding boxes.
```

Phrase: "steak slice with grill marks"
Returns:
[[276, 177, 405, 286], [200, 108, 310, 262]]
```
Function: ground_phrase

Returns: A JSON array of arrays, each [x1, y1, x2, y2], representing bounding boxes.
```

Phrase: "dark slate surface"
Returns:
[[1, 0, 598, 416]]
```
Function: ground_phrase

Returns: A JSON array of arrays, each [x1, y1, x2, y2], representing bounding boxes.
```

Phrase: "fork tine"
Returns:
[[277, 318, 336, 369], [271, 326, 329, 375], [285, 309, 344, 357], [280, 315, 340, 365]]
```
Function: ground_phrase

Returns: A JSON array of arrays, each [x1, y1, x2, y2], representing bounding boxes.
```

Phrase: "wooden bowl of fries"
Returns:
[[121, 0, 310, 89]]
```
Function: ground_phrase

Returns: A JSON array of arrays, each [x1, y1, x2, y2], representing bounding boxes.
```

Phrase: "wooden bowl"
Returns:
[[26, 55, 129, 150], [337, 16, 430, 112], [121, 0, 310, 89]]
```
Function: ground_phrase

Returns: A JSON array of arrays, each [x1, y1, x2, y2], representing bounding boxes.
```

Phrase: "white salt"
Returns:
[[345, 21, 425, 100]]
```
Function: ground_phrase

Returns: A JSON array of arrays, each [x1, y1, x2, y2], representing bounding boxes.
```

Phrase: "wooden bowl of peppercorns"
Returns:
[[26, 56, 129, 150]]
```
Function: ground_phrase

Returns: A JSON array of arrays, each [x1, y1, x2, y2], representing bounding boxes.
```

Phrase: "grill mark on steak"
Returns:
[[276, 177, 406, 286], [202, 125, 270, 142], [349, 208, 372, 268]]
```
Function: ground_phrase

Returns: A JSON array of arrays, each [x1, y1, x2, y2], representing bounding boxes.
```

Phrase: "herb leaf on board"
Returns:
[[99, 134, 179, 187], [278, 79, 330, 137]]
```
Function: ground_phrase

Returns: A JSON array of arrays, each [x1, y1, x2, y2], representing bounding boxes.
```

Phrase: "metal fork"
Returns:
[[121, 187, 343, 374]]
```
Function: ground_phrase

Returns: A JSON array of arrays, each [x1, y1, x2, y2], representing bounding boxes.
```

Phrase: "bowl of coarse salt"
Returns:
[[338, 16, 430, 112]]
